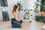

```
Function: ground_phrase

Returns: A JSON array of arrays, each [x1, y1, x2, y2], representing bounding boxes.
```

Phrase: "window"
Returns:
[[0, 0, 8, 7]]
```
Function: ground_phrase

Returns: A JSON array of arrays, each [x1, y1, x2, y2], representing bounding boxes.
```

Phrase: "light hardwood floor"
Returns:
[[0, 20, 45, 30]]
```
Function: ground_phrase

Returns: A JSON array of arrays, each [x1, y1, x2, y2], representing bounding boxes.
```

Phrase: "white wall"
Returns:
[[29, 0, 41, 10], [7, 0, 41, 18], [21, 0, 41, 10], [21, 0, 41, 18], [0, 0, 41, 21], [29, 0, 41, 18], [7, 0, 20, 18], [21, 0, 29, 9], [7, 0, 30, 18], [0, 0, 22, 19], [1, 0, 41, 18]]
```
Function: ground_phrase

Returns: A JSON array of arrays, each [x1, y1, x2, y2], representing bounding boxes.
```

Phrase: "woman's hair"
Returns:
[[12, 5, 19, 12]]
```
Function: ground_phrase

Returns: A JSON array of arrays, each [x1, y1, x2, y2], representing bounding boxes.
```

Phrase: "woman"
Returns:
[[8, 5, 23, 28]]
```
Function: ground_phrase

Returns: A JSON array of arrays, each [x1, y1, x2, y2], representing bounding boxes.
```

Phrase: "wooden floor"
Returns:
[[0, 20, 45, 30], [21, 21, 45, 30]]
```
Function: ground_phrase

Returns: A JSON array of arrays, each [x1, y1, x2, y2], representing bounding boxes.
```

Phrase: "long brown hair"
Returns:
[[12, 5, 19, 12]]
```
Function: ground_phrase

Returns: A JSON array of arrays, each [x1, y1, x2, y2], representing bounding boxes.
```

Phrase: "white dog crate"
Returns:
[[18, 9, 35, 22], [20, 9, 31, 22]]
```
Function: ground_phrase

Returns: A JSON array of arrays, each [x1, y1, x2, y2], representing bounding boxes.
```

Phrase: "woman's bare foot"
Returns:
[[8, 25, 12, 28], [8, 26, 11, 28]]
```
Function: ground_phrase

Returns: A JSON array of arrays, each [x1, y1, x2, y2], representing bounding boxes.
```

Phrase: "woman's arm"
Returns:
[[12, 12, 20, 21]]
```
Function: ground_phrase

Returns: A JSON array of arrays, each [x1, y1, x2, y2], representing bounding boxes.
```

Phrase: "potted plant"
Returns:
[[33, 0, 45, 13], [33, 0, 45, 23]]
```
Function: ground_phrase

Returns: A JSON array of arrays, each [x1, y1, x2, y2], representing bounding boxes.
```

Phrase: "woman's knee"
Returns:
[[19, 20, 23, 23], [11, 18, 15, 24], [18, 25, 22, 28], [21, 20, 23, 22], [17, 24, 22, 28], [12, 24, 22, 28]]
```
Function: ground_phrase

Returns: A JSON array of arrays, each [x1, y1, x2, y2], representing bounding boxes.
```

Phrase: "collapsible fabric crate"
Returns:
[[2, 11, 10, 21]]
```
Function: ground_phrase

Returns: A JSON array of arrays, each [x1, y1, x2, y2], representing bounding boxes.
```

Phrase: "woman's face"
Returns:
[[16, 6, 19, 11]]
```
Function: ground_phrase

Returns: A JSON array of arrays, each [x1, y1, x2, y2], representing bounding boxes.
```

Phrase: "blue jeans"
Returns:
[[11, 18, 23, 28]]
